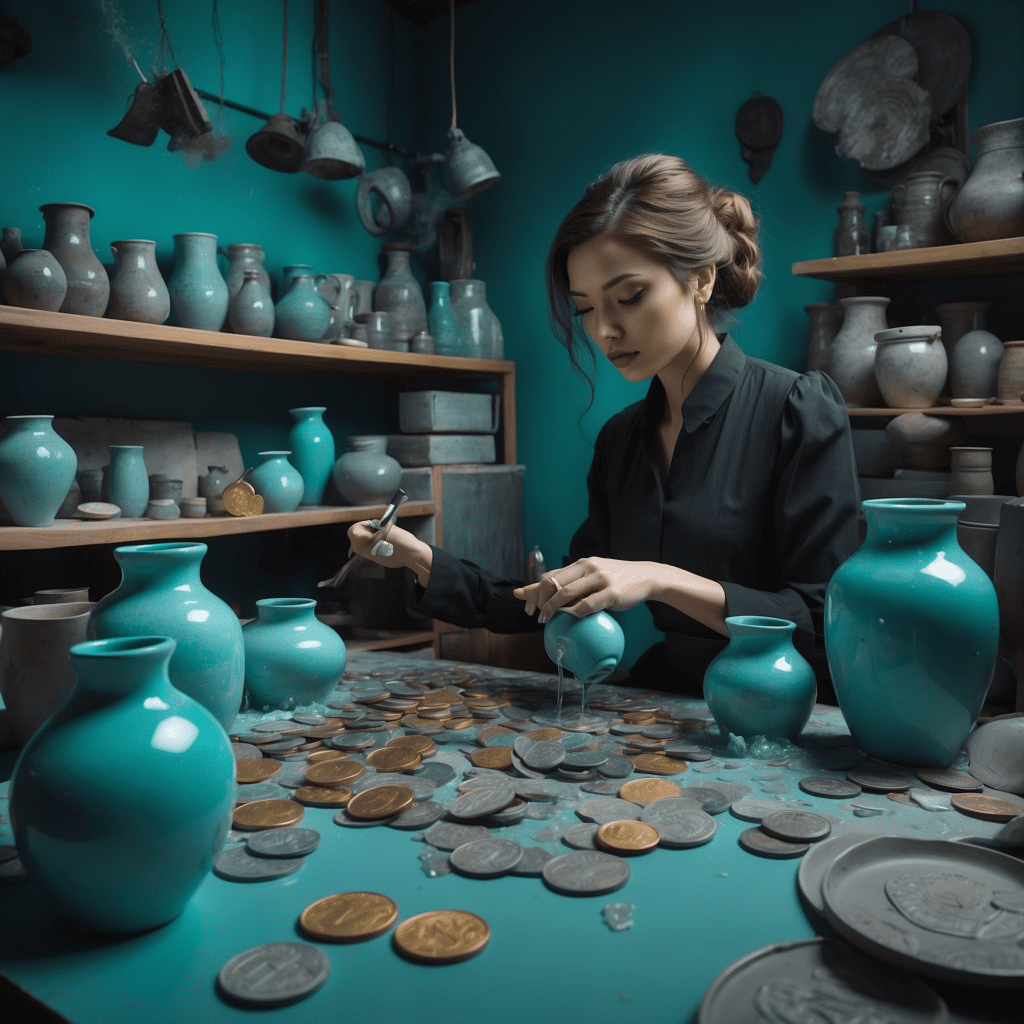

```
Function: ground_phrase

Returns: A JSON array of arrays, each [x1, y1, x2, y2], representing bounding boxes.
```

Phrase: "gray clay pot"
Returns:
[[106, 239, 170, 325], [1, 249, 67, 311], [951, 329, 1004, 400], [873, 326, 946, 409]]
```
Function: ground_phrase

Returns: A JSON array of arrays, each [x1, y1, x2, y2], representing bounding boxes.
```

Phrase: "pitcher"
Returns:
[[891, 171, 957, 248]]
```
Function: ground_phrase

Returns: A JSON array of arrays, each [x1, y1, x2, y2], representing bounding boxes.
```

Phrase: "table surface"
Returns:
[[1, 651, 1022, 1024]]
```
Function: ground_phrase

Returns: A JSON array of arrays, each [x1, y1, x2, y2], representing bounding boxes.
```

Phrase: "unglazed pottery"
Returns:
[[884, 413, 966, 469], [365, 310, 391, 350], [39, 202, 109, 316], [0, 249, 67, 311], [220, 243, 271, 301], [891, 171, 958, 248], [332, 435, 402, 505], [106, 239, 170, 324], [249, 451, 304, 513], [951, 329, 1003, 400], [374, 244, 427, 345], [825, 498, 999, 767], [872, 325, 946, 408], [10, 636, 235, 933], [995, 340, 1024, 405], [167, 232, 228, 331], [451, 278, 503, 359], [0, 226, 23, 264], [88, 542, 245, 730], [106, 445, 148, 518], [804, 302, 843, 374], [288, 407, 335, 505], [702, 616, 816, 740], [428, 280, 459, 357], [543, 610, 625, 685], [936, 301, 991, 370], [964, 716, 1024, 794], [227, 269, 274, 337], [274, 273, 331, 342], [833, 191, 870, 256], [948, 447, 994, 496], [826, 296, 889, 407], [242, 598, 347, 710], [0, 415, 77, 527]]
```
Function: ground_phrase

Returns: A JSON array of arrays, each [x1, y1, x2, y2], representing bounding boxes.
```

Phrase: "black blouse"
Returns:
[[411, 335, 861, 689]]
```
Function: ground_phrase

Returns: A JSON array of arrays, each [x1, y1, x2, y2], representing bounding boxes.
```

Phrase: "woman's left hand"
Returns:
[[513, 557, 659, 623]]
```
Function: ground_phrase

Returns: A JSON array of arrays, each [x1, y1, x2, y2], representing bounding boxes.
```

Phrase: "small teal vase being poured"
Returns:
[[288, 407, 335, 505], [825, 498, 999, 768], [703, 616, 816, 741], [10, 636, 236, 934], [543, 610, 624, 685]]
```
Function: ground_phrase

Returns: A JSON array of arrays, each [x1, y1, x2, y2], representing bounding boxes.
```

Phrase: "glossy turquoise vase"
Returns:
[[288, 407, 335, 505], [543, 610, 624, 684], [167, 232, 229, 331], [274, 273, 331, 342], [107, 444, 148, 518], [703, 616, 816, 740], [11, 636, 235, 933], [89, 542, 245, 730], [427, 280, 458, 356], [249, 451, 304, 513], [0, 415, 77, 527], [825, 498, 999, 767], [242, 598, 347, 711]]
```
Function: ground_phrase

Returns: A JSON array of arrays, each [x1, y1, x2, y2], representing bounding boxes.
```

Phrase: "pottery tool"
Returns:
[[317, 488, 408, 588]]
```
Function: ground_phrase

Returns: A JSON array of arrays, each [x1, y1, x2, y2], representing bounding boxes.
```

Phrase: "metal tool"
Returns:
[[316, 488, 408, 589]]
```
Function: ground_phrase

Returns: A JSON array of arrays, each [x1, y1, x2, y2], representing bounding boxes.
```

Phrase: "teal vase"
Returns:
[[167, 232, 229, 331], [0, 415, 77, 527], [332, 435, 402, 505], [427, 280, 459, 356], [703, 616, 816, 741], [10, 636, 235, 934], [451, 279, 503, 359], [544, 610, 624, 684], [825, 498, 1000, 768], [242, 598, 347, 711], [274, 273, 331, 342], [288, 407, 335, 505], [107, 444, 148, 518], [88, 542, 245, 730], [227, 269, 274, 337], [249, 451, 304, 513]]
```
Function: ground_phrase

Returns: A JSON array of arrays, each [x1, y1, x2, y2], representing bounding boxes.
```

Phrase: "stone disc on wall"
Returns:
[[836, 78, 931, 171]]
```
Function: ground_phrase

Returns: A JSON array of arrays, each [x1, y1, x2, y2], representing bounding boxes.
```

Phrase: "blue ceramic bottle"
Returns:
[[825, 498, 999, 767], [107, 444, 148, 518], [427, 280, 459, 356], [332, 435, 402, 505], [451, 279, 503, 359], [242, 598, 347, 710], [0, 415, 77, 527], [288, 407, 335, 505], [11, 636, 235, 934], [543, 610, 625, 684], [89, 542, 245, 730], [274, 273, 331, 342], [167, 232, 229, 331], [249, 451, 304, 513], [703, 616, 816, 740]]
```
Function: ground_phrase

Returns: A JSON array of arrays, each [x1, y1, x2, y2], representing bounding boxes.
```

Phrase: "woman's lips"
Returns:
[[609, 351, 637, 366]]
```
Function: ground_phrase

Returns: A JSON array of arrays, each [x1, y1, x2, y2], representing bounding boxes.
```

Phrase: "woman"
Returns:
[[348, 154, 860, 697]]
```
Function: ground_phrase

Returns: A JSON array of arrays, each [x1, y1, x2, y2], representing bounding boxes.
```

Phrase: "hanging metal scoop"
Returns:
[[317, 488, 408, 588]]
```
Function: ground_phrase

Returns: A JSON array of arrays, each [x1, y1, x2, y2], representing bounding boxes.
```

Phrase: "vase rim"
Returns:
[[874, 325, 942, 344], [839, 295, 890, 306], [39, 202, 95, 217], [256, 597, 316, 609], [725, 615, 796, 631], [1, 601, 94, 622], [969, 117, 1023, 147], [5, 414, 54, 421], [227, 243, 264, 251], [109, 445, 143, 451], [257, 450, 291, 458], [173, 232, 218, 239], [862, 497, 965, 513], [70, 635, 175, 659], [289, 406, 327, 414], [110, 239, 156, 246], [114, 541, 208, 556]]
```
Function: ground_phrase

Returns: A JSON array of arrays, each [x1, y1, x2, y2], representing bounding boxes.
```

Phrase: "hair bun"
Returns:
[[711, 189, 762, 309]]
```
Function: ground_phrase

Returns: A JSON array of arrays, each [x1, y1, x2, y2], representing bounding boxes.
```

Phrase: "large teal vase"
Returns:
[[88, 542, 245, 730], [427, 280, 459, 356], [288, 407, 335, 505], [107, 444, 148, 518], [825, 498, 999, 767], [544, 610, 624, 684], [274, 274, 331, 342], [249, 451, 304, 513], [0, 415, 77, 527], [10, 636, 235, 933], [167, 232, 229, 331], [242, 598, 347, 711], [703, 616, 816, 740]]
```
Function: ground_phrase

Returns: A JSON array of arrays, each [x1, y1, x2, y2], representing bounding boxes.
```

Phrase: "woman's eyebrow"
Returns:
[[569, 273, 641, 297]]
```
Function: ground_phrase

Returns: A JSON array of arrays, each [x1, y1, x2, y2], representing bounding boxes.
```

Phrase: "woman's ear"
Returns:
[[693, 264, 717, 304]]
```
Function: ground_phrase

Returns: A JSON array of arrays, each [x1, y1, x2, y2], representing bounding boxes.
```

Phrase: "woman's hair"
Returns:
[[545, 154, 762, 398]]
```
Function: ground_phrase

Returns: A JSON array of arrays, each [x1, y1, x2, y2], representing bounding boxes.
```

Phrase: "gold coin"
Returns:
[[477, 725, 514, 745], [525, 728, 564, 742], [303, 726, 346, 738], [222, 479, 263, 517], [418, 688, 463, 706], [235, 758, 283, 784], [307, 749, 347, 764], [595, 819, 661, 854], [418, 707, 453, 720], [387, 734, 436, 756], [618, 778, 683, 805], [297, 740, 324, 751], [393, 909, 490, 964], [621, 712, 658, 725], [294, 786, 353, 807], [631, 753, 688, 776], [300, 891, 399, 943], [366, 746, 421, 772], [346, 784, 415, 820], [951, 793, 1023, 822], [447, 719, 474, 731], [232, 798, 304, 831], [305, 759, 365, 787], [630, 737, 666, 751], [470, 747, 513, 770], [401, 715, 443, 731], [374, 710, 404, 721]]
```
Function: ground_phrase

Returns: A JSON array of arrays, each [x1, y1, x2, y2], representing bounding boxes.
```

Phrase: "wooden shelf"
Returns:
[[345, 630, 439, 652], [848, 404, 1024, 418], [0, 501, 434, 551], [792, 236, 1024, 283]]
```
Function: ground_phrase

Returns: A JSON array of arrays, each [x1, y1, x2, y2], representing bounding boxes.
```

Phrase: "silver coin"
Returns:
[[761, 810, 832, 843], [512, 736, 535, 758], [482, 732, 517, 748], [562, 823, 600, 849], [641, 805, 717, 849], [596, 756, 635, 779], [251, 720, 296, 733], [557, 766, 597, 781], [231, 731, 279, 745], [236, 782, 286, 803], [511, 846, 554, 876], [246, 827, 321, 859], [274, 769, 313, 790], [581, 780, 620, 795], [388, 801, 447, 830], [450, 837, 524, 878], [512, 778, 568, 802], [218, 942, 330, 1008], [738, 827, 810, 859], [423, 821, 493, 850], [664, 741, 713, 761], [448, 783, 516, 819], [522, 740, 566, 772], [914, 768, 983, 792], [563, 750, 609, 769], [730, 798, 811, 823], [846, 767, 912, 793], [325, 705, 366, 719], [609, 724, 646, 735], [260, 740, 303, 754], [331, 809, 397, 828], [214, 846, 305, 881], [640, 797, 705, 823], [690, 780, 754, 803], [641, 725, 681, 740], [327, 731, 379, 750], [232, 742, 264, 760], [292, 713, 329, 726], [482, 798, 528, 826], [415, 762, 456, 786], [678, 787, 732, 815], [799, 776, 862, 799], [576, 798, 643, 824], [351, 774, 436, 801], [543, 849, 631, 896], [510, 751, 546, 779]]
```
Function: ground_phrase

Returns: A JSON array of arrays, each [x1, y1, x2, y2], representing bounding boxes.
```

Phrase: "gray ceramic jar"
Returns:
[[332, 435, 402, 505], [947, 118, 1024, 242], [39, 202, 109, 317], [374, 244, 427, 345], [1, 249, 67, 311], [873, 326, 946, 409], [825, 296, 890, 407], [228, 270, 275, 337], [167, 232, 229, 332], [106, 240, 170, 325]]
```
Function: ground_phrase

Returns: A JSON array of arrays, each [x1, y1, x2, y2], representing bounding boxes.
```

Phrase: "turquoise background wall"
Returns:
[[2, 1, 1023, 659]]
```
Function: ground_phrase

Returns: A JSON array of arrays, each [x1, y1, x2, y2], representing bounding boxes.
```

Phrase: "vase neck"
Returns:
[[69, 637, 175, 697], [256, 598, 317, 625], [289, 407, 326, 423], [5, 414, 54, 434], [863, 500, 962, 547], [348, 435, 386, 454], [257, 451, 290, 464], [113, 542, 207, 589], [173, 233, 218, 262], [725, 616, 795, 654]]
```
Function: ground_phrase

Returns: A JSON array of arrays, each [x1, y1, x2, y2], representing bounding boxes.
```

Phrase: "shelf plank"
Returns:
[[792, 236, 1024, 282], [345, 630, 438, 652], [0, 307, 513, 380], [0, 501, 435, 551], [847, 405, 1024, 418]]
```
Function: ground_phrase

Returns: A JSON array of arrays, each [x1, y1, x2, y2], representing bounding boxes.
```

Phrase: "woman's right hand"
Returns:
[[346, 521, 434, 587]]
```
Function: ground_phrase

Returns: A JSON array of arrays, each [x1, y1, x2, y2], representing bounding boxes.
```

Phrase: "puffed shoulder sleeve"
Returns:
[[720, 370, 860, 646]]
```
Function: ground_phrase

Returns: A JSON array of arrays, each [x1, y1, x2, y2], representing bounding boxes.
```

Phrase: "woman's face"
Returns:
[[567, 234, 708, 383]]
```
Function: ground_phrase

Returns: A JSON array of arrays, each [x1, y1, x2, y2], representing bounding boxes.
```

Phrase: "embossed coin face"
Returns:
[[447, 783, 516, 820], [680, 786, 732, 815], [222, 479, 264, 518], [950, 793, 1023, 822], [576, 798, 643, 824], [214, 846, 305, 881], [293, 786, 353, 808], [387, 800, 447, 830], [562, 823, 600, 850], [470, 747, 513, 770], [522, 740, 567, 772], [738, 827, 809, 859], [247, 827, 321, 858], [761, 810, 832, 843], [449, 837, 524, 878], [915, 768, 984, 793], [595, 820, 660, 854], [346, 784, 414, 820], [730, 799, 809, 823], [300, 891, 399, 943], [640, 802, 717, 849], [232, 799, 303, 831], [306, 749, 346, 764], [305, 759, 364, 787], [235, 758, 282, 784], [619, 778, 683, 805], [542, 849, 631, 896], [597, 755, 635, 779], [476, 725, 514, 745], [664, 741, 713, 761], [799, 776, 862, 799], [424, 822, 493, 850], [631, 753, 687, 776], [365, 746, 421, 773], [393, 910, 491, 964], [217, 942, 328, 1006], [846, 767, 911, 793]]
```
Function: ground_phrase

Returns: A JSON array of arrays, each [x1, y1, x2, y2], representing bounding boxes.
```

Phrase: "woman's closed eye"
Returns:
[[572, 305, 593, 317], [619, 289, 644, 306]]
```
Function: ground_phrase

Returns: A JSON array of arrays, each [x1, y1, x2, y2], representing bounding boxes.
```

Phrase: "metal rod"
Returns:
[[193, 88, 415, 157]]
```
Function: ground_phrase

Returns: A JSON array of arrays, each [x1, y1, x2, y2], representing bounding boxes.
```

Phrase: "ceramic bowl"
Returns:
[[950, 398, 987, 409], [179, 497, 207, 519], [145, 499, 180, 521], [77, 502, 120, 520]]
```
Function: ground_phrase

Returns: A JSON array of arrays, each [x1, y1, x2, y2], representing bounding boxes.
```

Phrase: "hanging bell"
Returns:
[[246, 112, 305, 173], [301, 120, 366, 180], [444, 128, 500, 201], [107, 80, 165, 147], [159, 69, 213, 152]]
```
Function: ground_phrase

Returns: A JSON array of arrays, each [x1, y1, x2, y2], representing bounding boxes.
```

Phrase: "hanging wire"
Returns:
[[212, 0, 226, 129], [386, 4, 396, 165], [279, 0, 289, 114], [449, 0, 457, 133], [156, 0, 179, 70]]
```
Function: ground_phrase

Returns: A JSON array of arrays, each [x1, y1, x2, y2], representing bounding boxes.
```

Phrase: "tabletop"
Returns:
[[1, 651, 1022, 1024]]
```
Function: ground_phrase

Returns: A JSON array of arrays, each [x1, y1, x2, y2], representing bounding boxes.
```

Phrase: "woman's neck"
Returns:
[[659, 327, 721, 424]]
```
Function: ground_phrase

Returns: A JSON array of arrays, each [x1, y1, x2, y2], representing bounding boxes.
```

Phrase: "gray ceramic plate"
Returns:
[[822, 836, 1024, 987], [697, 936, 948, 1024]]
